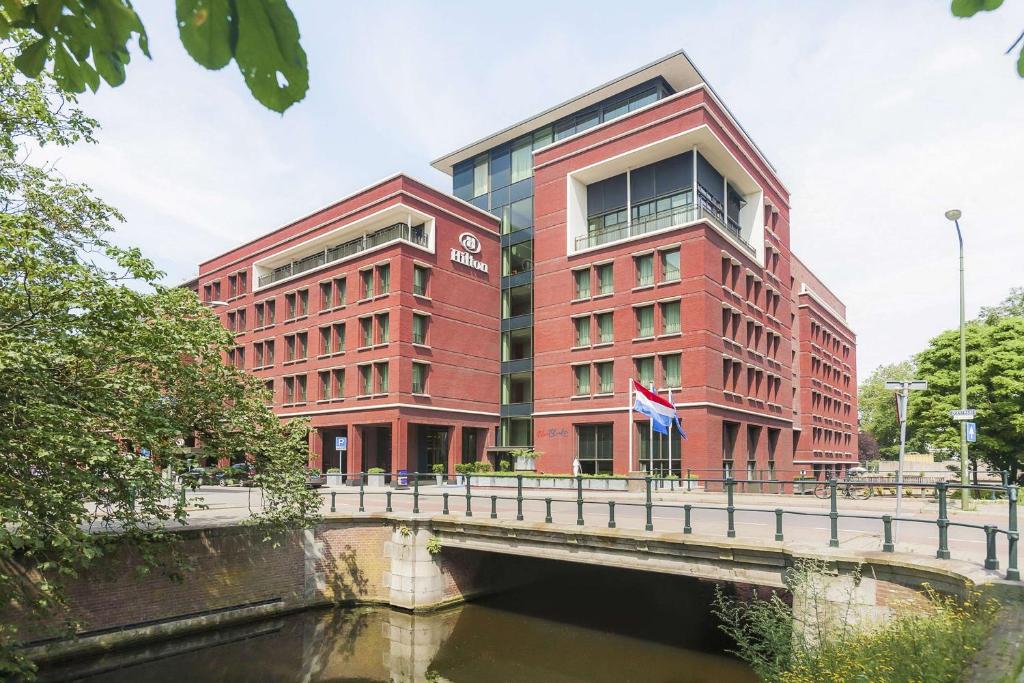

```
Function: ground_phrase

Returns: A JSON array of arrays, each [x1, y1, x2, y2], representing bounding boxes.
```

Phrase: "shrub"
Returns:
[[498, 459, 511, 472], [474, 461, 493, 473], [430, 463, 445, 475], [367, 467, 385, 474], [426, 536, 443, 555], [713, 560, 998, 683], [454, 463, 472, 475], [326, 467, 341, 474]]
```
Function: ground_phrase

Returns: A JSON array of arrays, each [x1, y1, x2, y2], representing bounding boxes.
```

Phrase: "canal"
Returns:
[[39, 560, 758, 682]]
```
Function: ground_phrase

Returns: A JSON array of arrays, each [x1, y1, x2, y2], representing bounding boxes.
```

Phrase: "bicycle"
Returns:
[[813, 478, 872, 500]]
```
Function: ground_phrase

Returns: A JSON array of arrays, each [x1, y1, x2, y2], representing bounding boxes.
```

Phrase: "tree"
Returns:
[[0, 46, 319, 676], [0, 0, 307, 113], [858, 431, 880, 463], [857, 360, 920, 460], [950, 0, 1024, 78], [913, 318, 1024, 484], [978, 286, 1024, 323]]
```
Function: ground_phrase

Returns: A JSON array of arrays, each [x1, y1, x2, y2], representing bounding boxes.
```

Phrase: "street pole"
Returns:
[[887, 380, 927, 545], [946, 210, 971, 510]]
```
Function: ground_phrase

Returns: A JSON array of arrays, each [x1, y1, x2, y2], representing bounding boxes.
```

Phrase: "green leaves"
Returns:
[[1, 0, 308, 113], [233, 0, 308, 113], [950, 0, 1003, 18], [176, 0, 234, 70], [177, 0, 309, 113]]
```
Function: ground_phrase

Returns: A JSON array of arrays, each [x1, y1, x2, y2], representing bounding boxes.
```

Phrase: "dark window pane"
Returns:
[[490, 144, 511, 190], [655, 152, 693, 197], [696, 152, 724, 204], [630, 165, 655, 204], [490, 185, 509, 210], [576, 110, 599, 132], [554, 119, 575, 140], [509, 197, 533, 232], [509, 177, 533, 204], [453, 161, 473, 200]]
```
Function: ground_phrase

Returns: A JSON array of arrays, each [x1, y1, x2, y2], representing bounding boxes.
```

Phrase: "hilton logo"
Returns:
[[451, 232, 488, 273]]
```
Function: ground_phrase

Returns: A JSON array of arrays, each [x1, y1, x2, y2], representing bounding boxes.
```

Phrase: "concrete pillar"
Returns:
[[449, 425, 463, 474], [790, 569, 889, 645], [386, 524, 445, 610], [347, 425, 362, 475]]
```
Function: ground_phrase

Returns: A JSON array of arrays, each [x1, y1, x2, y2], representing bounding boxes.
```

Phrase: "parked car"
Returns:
[[306, 469, 327, 489], [178, 467, 216, 487], [217, 463, 256, 486]]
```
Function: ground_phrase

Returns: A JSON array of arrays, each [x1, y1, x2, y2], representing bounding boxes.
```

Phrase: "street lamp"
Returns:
[[886, 379, 928, 543], [944, 209, 971, 510]]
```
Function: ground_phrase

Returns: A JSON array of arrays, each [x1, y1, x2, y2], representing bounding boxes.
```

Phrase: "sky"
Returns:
[[42, 1, 1024, 382]]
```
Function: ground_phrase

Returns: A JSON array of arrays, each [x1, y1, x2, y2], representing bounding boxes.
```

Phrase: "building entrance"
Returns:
[[320, 428, 348, 473], [415, 425, 450, 473], [361, 425, 392, 472]]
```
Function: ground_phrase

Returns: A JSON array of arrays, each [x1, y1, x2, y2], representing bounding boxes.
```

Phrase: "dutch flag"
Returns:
[[632, 379, 686, 438]]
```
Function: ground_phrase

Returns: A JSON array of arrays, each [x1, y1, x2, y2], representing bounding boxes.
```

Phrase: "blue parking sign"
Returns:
[[965, 422, 977, 443], [335, 436, 348, 451]]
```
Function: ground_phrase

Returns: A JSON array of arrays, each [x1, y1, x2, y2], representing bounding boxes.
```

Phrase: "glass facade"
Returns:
[[450, 78, 673, 448]]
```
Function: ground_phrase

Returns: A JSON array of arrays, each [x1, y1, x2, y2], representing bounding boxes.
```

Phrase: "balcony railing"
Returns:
[[259, 222, 428, 288], [577, 200, 753, 256]]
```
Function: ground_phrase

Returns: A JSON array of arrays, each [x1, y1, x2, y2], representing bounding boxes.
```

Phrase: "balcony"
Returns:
[[257, 222, 427, 288], [576, 196, 752, 255]]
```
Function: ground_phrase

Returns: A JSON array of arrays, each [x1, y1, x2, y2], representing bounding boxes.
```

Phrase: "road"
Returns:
[[178, 483, 1016, 576]]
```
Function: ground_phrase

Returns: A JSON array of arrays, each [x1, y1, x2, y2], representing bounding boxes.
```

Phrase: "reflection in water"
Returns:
[[40, 563, 756, 683]]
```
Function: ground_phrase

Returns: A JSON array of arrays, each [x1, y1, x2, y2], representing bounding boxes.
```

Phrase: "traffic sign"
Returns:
[[949, 409, 976, 421], [335, 436, 348, 451], [965, 422, 977, 443]]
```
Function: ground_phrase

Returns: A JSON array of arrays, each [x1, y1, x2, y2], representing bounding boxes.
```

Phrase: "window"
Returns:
[[412, 313, 428, 345], [573, 316, 590, 347], [661, 300, 680, 335], [236, 309, 246, 332], [359, 365, 372, 395], [377, 264, 390, 295], [203, 284, 211, 302], [573, 269, 590, 299], [212, 281, 221, 300], [635, 305, 654, 338], [412, 362, 428, 394], [472, 155, 488, 198], [375, 362, 389, 393], [596, 263, 613, 295], [285, 374, 307, 404], [661, 354, 681, 388], [576, 424, 613, 474], [264, 340, 274, 365], [360, 317, 372, 347], [723, 421, 739, 477], [319, 281, 332, 310], [284, 376, 295, 403], [510, 136, 532, 184], [360, 270, 373, 299], [661, 249, 680, 282], [413, 265, 429, 296], [502, 328, 532, 361], [297, 289, 308, 317], [319, 370, 331, 400], [508, 197, 533, 233], [296, 374, 307, 402], [502, 284, 532, 319], [376, 313, 389, 344], [285, 292, 297, 320], [228, 274, 237, 298], [638, 428, 683, 476], [238, 271, 247, 295], [596, 312, 613, 344], [265, 299, 276, 325], [635, 357, 654, 387], [573, 365, 590, 396], [502, 242, 532, 277], [319, 326, 332, 355], [596, 361, 613, 393], [635, 254, 654, 287], [295, 332, 307, 359], [333, 277, 347, 307]]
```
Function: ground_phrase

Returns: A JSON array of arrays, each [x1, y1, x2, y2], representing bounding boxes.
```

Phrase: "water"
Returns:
[[39, 564, 757, 682]]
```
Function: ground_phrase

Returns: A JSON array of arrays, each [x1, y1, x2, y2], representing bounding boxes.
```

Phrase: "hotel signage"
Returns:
[[451, 232, 488, 273]]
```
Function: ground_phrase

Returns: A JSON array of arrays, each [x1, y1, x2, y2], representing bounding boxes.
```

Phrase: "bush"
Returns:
[[367, 467, 385, 474], [713, 560, 998, 683], [326, 467, 341, 474], [454, 463, 472, 475], [430, 463, 445, 475], [474, 461, 493, 473], [498, 459, 511, 472]]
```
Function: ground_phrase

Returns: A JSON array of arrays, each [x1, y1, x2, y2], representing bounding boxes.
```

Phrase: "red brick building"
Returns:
[[196, 175, 501, 475], [197, 50, 856, 479]]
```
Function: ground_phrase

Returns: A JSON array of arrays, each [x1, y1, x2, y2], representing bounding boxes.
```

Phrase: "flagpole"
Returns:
[[648, 382, 655, 475], [668, 387, 674, 478], [627, 378, 634, 473]]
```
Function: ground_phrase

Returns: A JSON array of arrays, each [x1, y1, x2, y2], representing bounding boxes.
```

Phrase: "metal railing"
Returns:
[[258, 223, 427, 287], [576, 202, 752, 255], [317, 471, 1020, 582]]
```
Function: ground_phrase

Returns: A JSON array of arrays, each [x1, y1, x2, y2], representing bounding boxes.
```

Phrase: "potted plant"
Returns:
[[431, 462, 445, 485], [454, 463, 472, 486], [473, 461, 494, 486], [511, 448, 540, 472], [326, 467, 345, 486], [367, 467, 386, 488]]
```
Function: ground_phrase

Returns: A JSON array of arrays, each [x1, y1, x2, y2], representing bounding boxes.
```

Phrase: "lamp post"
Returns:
[[944, 209, 971, 510], [886, 380, 928, 543]]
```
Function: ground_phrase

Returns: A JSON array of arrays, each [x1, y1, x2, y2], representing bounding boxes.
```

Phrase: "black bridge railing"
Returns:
[[317, 472, 1020, 582]]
